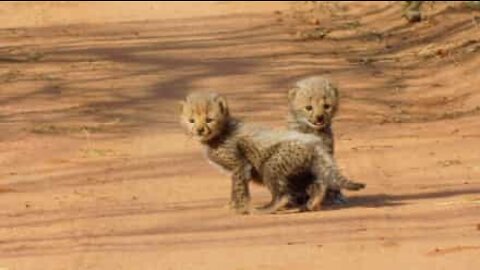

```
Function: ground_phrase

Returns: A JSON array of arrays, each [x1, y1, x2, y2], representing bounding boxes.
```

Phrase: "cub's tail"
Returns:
[[313, 145, 366, 191], [329, 173, 366, 191]]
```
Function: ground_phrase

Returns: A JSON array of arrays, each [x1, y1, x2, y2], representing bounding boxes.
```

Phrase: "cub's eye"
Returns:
[[206, 117, 214, 123], [324, 104, 331, 110], [305, 105, 313, 111], [189, 118, 195, 123]]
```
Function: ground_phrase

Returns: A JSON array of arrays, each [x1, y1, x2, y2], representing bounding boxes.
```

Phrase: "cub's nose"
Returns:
[[197, 127, 205, 135]]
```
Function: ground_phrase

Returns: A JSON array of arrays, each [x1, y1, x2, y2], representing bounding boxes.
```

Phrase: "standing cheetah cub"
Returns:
[[237, 134, 365, 213], [288, 76, 346, 205], [180, 92, 365, 214]]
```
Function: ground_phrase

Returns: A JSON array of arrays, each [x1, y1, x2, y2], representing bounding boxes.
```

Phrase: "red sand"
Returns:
[[0, 2, 479, 269]]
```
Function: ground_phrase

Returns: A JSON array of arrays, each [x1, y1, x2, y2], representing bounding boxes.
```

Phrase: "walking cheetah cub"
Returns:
[[288, 76, 346, 205], [180, 92, 365, 214]]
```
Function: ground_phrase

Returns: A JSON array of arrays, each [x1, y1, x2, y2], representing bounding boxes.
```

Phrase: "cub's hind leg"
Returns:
[[303, 181, 327, 211], [261, 141, 315, 213], [254, 163, 292, 214], [255, 195, 290, 214]]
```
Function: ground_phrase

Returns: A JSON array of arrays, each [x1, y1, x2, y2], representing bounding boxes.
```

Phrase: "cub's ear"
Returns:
[[214, 95, 229, 116], [328, 83, 339, 108], [288, 87, 300, 102], [329, 83, 339, 100]]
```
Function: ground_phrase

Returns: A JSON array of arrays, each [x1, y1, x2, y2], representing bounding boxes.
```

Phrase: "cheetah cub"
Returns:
[[237, 134, 365, 213], [180, 92, 365, 214], [288, 76, 346, 204]]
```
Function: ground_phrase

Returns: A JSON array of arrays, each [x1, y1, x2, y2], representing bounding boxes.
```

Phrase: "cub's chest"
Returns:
[[206, 144, 241, 171]]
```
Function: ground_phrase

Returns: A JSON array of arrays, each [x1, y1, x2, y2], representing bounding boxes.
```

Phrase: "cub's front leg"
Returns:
[[230, 163, 252, 214]]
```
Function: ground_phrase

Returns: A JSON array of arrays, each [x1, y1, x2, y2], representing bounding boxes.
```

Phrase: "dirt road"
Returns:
[[0, 2, 479, 269]]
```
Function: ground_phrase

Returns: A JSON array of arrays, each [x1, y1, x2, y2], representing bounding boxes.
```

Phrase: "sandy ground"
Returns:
[[0, 1, 479, 269]]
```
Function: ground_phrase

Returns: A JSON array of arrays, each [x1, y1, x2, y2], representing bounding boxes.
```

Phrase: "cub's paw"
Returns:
[[306, 197, 323, 212], [323, 191, 348, 206], [332, 194, 348, 205], [231, 204, 250, 215], [223, 200, 235, 210], [251, 207, 276, 215]]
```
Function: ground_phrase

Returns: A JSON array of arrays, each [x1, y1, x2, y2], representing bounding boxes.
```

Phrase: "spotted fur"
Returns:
[[180, 92, 365, 214], [237, 133, 365, 213]]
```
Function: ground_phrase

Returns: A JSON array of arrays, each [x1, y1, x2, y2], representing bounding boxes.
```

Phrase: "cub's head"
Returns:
[[179, 92, 229, 143], [288, 76, 339, 130]]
